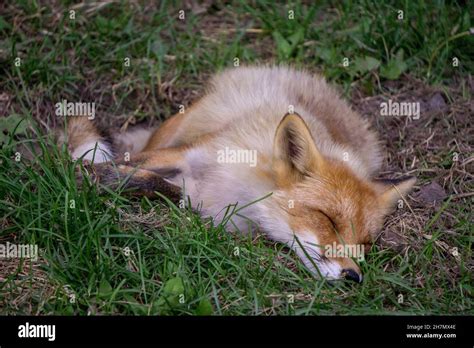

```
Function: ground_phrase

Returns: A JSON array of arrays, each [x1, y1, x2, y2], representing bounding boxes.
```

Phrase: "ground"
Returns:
[[0, 1, 472, 315]]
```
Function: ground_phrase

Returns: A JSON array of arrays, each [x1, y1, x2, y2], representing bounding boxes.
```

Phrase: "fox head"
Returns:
[[271, 113, 416, 282]]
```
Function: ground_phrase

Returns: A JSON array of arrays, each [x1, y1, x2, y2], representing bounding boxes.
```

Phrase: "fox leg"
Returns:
[[64, 117, 196, 201], [82, 147, 189, 201], [143, 113, 187, 150]]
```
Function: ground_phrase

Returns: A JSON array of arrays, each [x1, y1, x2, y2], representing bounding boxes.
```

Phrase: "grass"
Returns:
[[0, 1, 473, 315]]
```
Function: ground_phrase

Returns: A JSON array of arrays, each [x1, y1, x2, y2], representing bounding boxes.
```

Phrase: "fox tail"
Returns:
[[58, 118, 153, 163]]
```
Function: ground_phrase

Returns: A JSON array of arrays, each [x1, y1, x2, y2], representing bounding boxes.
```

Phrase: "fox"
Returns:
[[59, 66, 416, 282]]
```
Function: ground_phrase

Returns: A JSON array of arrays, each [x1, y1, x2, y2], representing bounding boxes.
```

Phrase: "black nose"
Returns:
[[342, 269, 362, 283]]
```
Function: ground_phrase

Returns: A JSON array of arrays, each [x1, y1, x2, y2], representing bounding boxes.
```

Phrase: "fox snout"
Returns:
[[342, 268, 363, 283], [337, 255, 364, 283]]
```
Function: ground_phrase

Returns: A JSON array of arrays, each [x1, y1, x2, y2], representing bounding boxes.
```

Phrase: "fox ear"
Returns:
[[378, 177, 417, 207], [272, 113, 324, 184]]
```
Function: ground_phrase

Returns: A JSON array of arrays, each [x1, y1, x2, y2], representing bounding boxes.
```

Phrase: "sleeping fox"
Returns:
[[60, 66, 416, 282]]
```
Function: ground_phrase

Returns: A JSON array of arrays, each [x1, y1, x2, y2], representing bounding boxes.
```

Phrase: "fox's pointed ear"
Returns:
[[272, 113, 324, 184], [378, 177, 417, 207]]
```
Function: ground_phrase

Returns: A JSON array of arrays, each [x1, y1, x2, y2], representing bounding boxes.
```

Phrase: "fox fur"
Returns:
[[60, 66, 416, 282]]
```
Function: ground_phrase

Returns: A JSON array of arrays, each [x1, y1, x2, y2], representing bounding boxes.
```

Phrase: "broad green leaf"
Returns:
[[272, 31, 292, 58], [195, 298, 213, 315], [316, 47, 336, 62], [287, 27, 304, 46], [98, 279, 113, 297], [0, 114, 28, 144], [380, 59, 407, 80], [381, 50, 407, 80], [163, 276, 184, 295], [354, 56, 380, 73]]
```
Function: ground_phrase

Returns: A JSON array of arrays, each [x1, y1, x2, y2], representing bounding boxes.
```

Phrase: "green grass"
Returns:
[[0, 1, 472, 315], [1, 139, 471, 315]]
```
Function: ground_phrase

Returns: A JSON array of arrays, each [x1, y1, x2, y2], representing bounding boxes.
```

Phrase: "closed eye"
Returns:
[[318, 210, 337, 231]]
